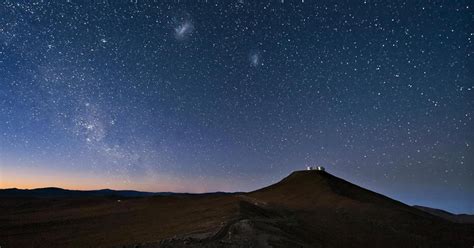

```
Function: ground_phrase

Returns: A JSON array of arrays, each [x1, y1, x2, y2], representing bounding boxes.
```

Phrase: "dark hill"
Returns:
[[247, 170, 474, 247], [250, 170, 413, 208]]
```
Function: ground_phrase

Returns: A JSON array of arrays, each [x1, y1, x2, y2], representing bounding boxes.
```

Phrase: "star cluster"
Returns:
[[0, 1, 472, 213]]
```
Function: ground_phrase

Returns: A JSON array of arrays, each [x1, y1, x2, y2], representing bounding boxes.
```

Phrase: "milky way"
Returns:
[[0, 1, 472, 213]]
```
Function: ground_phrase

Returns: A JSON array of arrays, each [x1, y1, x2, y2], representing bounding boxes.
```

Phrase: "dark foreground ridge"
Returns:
[[1, 171, 473, 248]]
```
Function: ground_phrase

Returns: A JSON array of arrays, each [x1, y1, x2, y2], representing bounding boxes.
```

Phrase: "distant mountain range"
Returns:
[[0, 187, 166, 198], [413, 205, 474, 223], [0, 187, 231, 198]]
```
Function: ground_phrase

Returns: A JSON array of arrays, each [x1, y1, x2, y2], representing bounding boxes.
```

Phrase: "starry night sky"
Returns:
[[0, 1, 473, 213]]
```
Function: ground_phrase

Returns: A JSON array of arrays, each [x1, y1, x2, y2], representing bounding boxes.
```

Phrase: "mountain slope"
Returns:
[[248, 170, 474, 247]]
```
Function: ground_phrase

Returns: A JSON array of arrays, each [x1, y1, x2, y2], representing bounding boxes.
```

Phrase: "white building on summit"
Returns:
[[306, 166, 325, 171]]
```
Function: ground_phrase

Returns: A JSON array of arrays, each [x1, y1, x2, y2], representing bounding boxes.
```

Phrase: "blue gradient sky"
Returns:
[[0, 1, 473, 214]]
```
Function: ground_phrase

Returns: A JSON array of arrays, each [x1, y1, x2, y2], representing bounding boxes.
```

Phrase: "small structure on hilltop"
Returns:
[[306, 166, 326, 171]]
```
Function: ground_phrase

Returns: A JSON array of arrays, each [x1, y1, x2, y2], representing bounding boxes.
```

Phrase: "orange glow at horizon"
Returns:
[[0, 164, 242, 193]]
